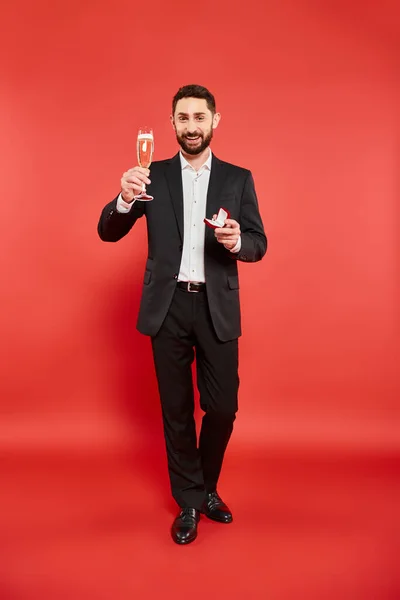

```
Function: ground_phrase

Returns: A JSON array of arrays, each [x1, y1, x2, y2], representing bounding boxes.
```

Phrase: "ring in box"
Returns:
[[204, 208, 230, 229]]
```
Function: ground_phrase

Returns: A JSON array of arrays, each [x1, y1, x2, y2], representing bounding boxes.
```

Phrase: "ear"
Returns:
[[212, 112, 221, 130], [170, 114, 176, 130]]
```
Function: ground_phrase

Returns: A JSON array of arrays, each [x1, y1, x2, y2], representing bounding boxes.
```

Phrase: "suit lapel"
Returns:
[[205, 154, 228, 243], [206, 154, 227, 216], [165, 153, 184, 242]]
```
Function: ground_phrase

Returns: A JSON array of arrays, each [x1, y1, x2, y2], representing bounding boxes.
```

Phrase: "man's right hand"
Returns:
[[121, 167, 151, 203]]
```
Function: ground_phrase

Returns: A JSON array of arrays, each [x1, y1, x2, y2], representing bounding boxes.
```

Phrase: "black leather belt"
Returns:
[[177, 281, 206, 293]]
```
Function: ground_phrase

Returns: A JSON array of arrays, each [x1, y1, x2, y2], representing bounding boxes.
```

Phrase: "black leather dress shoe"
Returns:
[[171, 508, 200, 545], [203, 491, 233, 523]]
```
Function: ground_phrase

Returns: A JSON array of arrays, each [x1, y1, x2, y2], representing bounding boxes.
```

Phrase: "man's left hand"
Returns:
[[214, 216, 241, 250]]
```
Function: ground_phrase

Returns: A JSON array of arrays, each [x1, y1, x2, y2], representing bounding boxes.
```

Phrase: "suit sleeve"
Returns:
[[97, 195, 145, 242], [233, 171, 267, 263]]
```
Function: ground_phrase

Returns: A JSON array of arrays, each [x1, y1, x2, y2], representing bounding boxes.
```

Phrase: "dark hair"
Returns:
[[172, 84, 216, 115]]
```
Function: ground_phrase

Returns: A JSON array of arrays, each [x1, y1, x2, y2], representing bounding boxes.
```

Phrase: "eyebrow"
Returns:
[[177, 112, 207, 116]]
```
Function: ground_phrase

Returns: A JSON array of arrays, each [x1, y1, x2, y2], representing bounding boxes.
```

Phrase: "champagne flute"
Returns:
[[136, 127, 154, 200]]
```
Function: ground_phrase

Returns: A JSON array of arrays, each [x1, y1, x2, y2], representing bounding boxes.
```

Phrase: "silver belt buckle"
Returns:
[[188, 282, 199, 293]]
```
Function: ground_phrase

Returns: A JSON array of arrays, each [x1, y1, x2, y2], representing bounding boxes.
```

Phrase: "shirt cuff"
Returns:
[[226, 236, 241, 253], [116, 193, 135, 213]]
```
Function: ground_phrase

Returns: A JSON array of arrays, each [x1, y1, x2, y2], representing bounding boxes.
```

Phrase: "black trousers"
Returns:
[[151, 286, 239, 510]]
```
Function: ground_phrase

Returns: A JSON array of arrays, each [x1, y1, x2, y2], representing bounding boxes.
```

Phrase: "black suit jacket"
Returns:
[[98, 153, 267, 342]]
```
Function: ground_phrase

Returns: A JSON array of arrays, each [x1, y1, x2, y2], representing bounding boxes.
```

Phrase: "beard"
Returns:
[[176, 128, 213, 155]]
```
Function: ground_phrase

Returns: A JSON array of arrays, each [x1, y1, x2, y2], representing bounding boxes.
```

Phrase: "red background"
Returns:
[[0, 1, 399, 598]]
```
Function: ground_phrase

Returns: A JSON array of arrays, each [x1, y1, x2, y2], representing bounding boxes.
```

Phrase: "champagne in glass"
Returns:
[[136, 127, 154, 200]]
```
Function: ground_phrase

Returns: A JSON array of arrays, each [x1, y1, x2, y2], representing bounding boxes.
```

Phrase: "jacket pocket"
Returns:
[[228, 275, 239, 290], [219, 191, 236, 203], [144, 269, 152, 285]]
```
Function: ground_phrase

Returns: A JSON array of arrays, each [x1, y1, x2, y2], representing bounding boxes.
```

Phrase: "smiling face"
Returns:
[[171, 97, 221, 155]]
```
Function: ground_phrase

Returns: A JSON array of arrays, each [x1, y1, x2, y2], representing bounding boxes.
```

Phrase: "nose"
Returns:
[[186, 118, 199, 134]]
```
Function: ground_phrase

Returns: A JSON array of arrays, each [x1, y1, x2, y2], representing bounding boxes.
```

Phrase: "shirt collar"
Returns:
[[179, 150, 212, 172]]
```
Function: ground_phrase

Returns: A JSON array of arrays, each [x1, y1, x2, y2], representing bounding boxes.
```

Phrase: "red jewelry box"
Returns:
[[204, 207, 230, 229]]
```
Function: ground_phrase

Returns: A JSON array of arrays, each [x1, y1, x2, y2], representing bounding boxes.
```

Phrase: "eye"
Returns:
[[178, 116, 187, 122], [196, 116, 205, 121]]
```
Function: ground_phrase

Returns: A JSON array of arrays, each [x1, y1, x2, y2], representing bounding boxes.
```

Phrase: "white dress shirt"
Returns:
[[116, 150, 241, 282], [178, 151, 210, 282]]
